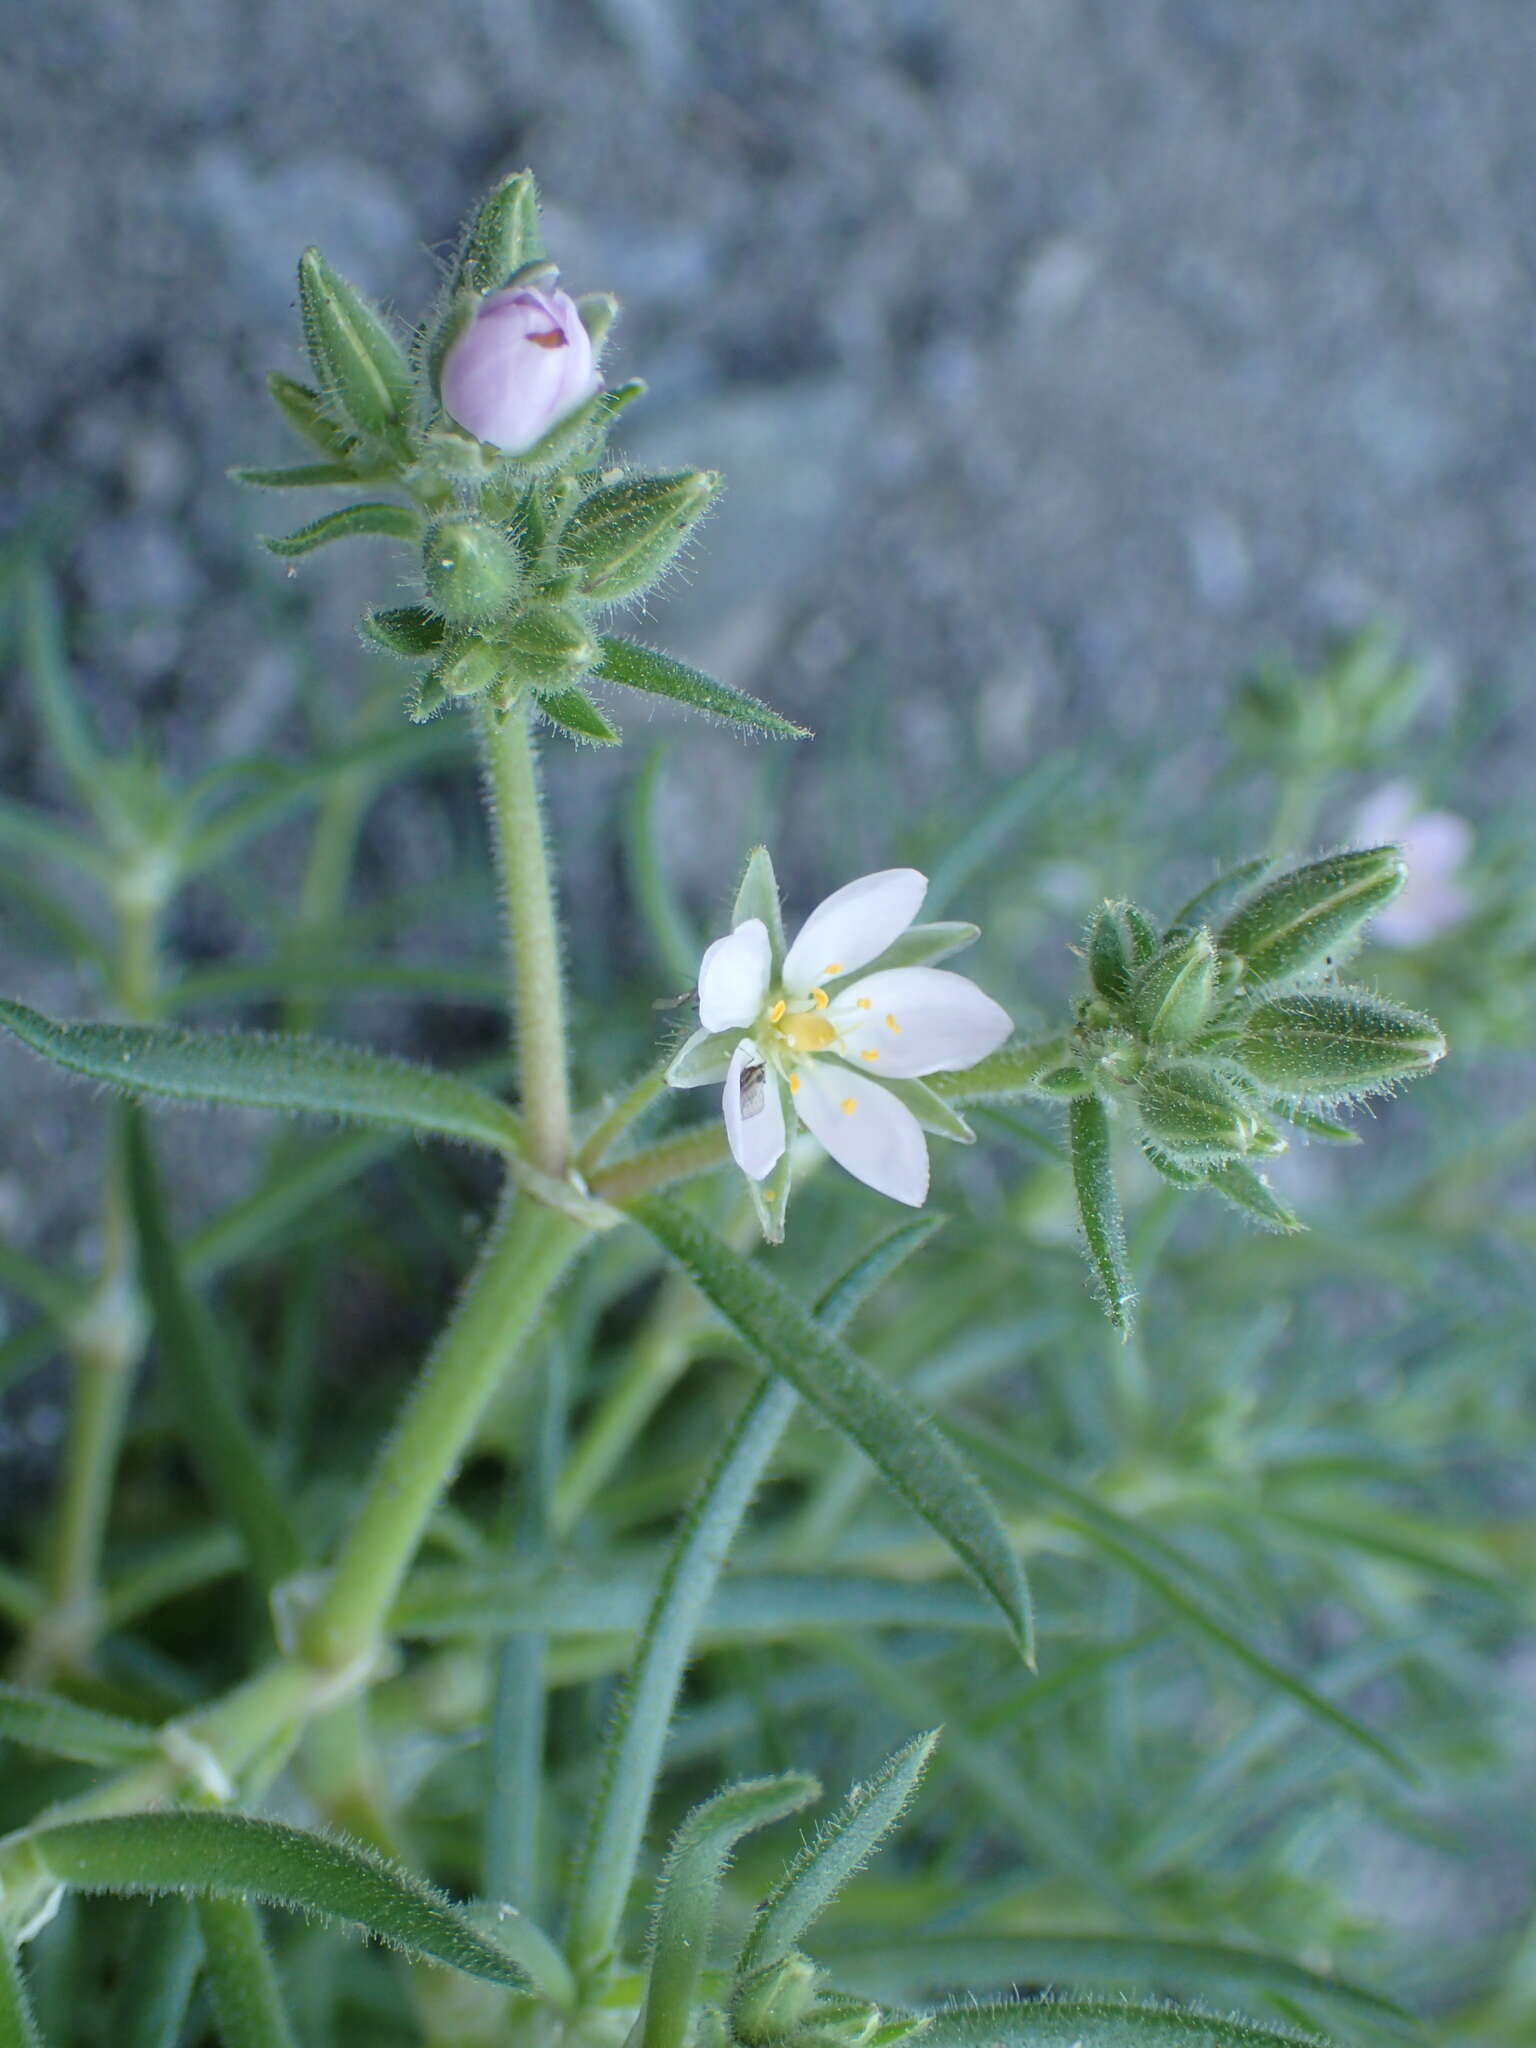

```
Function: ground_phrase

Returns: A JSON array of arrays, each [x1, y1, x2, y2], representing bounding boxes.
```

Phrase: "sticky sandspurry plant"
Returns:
[[0, 171, 1460, 2048]]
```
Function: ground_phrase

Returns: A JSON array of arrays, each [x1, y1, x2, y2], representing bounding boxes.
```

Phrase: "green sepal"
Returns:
[[265, 371, 355, 457], [296, 247, 414, 443], [496, 604, 599, 686], [460, 170, 545, 295], [422, 515, 525, 625], [1137, 1063, 1257, 1161], [561, 469, 721, 602], [1207, 1160, 1302, 1232], [733, 846, 787, 966], [734, 1955, 823, 2044], [576, 291, 619, 357], [749, 1072, 796, 1245], [1236, 990, 1446, 1099], [1218, 845, 1407, 985], [434, 639, 512, 702], [1067, 1094, 1134, 1334], [536, 683, 621, 745], [1140, 1142, 1208, 1189], [407, 671, 453, 723], [877, 1076, 974, 1144], [361, 605, 447, 658], [230, 461, 372, 489], [665, 1027, 744, 1087], [261, 503, 419, 558], [499, 386, 615, 474], [1130, 928, 1218, 1045], [1086, 901, 1142, 1005], [1123, 903, 1159, 963], [1169, 855, 1275, 930], [595, 636, 808, 737], [595, 377, 647, 424], [1279, 1104, 1363, 1144], [420, 285, 480, 405], [1035, 1062, 1093, 1097]]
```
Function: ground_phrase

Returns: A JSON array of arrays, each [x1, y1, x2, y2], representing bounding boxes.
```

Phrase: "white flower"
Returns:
[[667, 862, 1013, 1216], [1350, 781, 1473, 946]]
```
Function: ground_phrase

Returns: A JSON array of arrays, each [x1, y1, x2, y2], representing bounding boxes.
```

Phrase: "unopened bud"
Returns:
[[733, 1955, 822, 2044], [296, 248, 413, 445], [433, 638, 511, 702], [495, 603, 598, 686], [1237, 991, 1446, 1096], [423, 516, 524, 626], [440, 285, 601, 456], [1218, 846, 1407, 986], [561, 469, 720, 602], [1131, 928, 1218, 1045], [1086, 901, 1145, 1005], [1138, 1064, 1259, 1160]]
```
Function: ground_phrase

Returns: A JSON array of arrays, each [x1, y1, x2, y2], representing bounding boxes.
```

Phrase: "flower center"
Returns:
[[527, 328, 567, 350], [776, 1007, 838, 1054]]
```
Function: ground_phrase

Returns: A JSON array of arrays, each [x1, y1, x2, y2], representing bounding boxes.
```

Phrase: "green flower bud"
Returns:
[[433, 638, 511, 702], [1130, 928, 1218, 1045], [733, 1955, 823, 2044], [423, 516, 524, 626], [1237, 991, 1446, 1097], [561, 469, 721, 602], [1218, 846, 1407, 986], [1036, 1062, 1094, 1097], [296, 248, 413, 445], [1087, 900, 1140, 1005], [495, 603, 598, 686], [1138, 1064, 1259, 1160]]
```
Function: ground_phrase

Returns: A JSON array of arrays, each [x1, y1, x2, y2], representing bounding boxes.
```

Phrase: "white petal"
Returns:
[[827, 967, 1012, 1079], [792, 1060, 929, 1206], [722, 1038, 786, 1182], [697, 919, 772, 1032], [781, 870, 927, 997]]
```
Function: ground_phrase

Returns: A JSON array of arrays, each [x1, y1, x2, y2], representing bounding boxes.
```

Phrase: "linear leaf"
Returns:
[[593, 636, 808, 739], [29, 1813, 528, 1989], [261, 503, 418, 558], [0, 1942, 42, 2048], [1068, 1093, 1135, 1332], [230, 462, 374, 488], [113, 1898, 201, 2048], [16, 558, 104, 798], [0, 1001, 522, 1153], [642, 1775, 819, 2048], [0, 1685, 158, 1767], [741, 1733, 938, 1973], [633, 1197, 1033, 1659], [0, 798, 113, 884], [917, 2000, 1331, 2048], [537, 684, 621, 745], [194, 1896, 299, 2048]]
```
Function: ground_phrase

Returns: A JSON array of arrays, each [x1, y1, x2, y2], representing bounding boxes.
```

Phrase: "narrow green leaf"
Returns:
[[261, 503, 418, 558], [537, 684, 621, 745], [195, 1896, 300, 2048], [0, 1001, 522, 1154], [0, 1686, 158, 1768], [1206, 1161, 1302, 1232], [0, 799, 114, 884], [627, 751, 705, 989], [813, 1214, 947, 1338], [361, 604, 448, 658], [1068, 1094, 1135, 1333], [16, 558, 103, 799], [916, 1999, 1331, 2048], [113, 1899, 201, 2048], [594, 636, 809, 739], [642, 1775, 819, 2048], [0, 1943, 42, 2048], [30, 1813, 528, 1989], [230, 462, 370, 488], [125, 1111, 304, 1593], [928, 1038, 1066, 1105], [632, 1198, 1033, 1659], [741, 1734, 938, 1973], [265, 371, 355, 457], [1169, 856, 1275, 930]]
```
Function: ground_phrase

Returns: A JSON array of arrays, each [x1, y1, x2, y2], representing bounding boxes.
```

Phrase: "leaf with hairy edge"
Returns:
[[261, 504, 419, 558], [28, 1814, 528, 1989], [916, 2000, 1334, 2048], [1068, 1093, 1135, 1333], [0, 1001, 522, 1155], [741, 1734, 938, 1973], [537, 685, 621, 745], [593, 636, 809, 739], [230, 463, 376, 489], [642, 1775, 819, 2048], [632, 1197, 1033, 1660], [0, 1942, 42, 2048], [0, 1686, 158, 1768]]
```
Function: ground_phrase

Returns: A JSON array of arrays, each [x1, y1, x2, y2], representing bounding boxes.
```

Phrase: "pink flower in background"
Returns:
[[440, 286, 600, 454], [1351, 781, 1473, 946]]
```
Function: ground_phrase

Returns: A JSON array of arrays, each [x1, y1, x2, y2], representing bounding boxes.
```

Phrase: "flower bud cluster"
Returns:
[[1045, 847, 1446, 1327], [241, 172, 722, 741]]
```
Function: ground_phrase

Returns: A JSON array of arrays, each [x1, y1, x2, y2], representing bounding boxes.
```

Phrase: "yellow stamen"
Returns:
[[841, 1097, 857, 1115], [789, 1072, 801, 1095], [779, 1011, 838, 1053], [886, 1013, 900, 1032], [824, 961, 843, 975], [812, 987, 829, 1010], [856, 997, 872, 1011], [768, 998, 786, 1023], [860, 1049, 880, 1062]]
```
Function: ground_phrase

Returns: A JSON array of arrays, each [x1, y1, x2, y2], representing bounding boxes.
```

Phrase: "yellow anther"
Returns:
[[860, 1049, 880, 1062], [841, 1097, 857, 1115], [886, 1013, 900, 1032], [789, 1072, 801, 1094], [768, 998, 786, 1023], [812, 987, 829, 1010], [824, 961, 843, 975], [856, 997, 872, 1011]]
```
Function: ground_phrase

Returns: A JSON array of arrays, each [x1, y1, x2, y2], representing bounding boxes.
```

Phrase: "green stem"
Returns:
[[298, 1196, 584, 1674], [476, 702, 572, 1176]]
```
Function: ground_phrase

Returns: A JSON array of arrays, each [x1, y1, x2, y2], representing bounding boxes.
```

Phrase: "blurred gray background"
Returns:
[[5, 0, 1534, 786]]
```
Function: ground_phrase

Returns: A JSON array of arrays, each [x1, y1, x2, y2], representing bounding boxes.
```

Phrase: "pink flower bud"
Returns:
[[440, 286, 600, 454]]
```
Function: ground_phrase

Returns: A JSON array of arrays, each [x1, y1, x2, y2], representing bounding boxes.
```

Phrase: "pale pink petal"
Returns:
[[440, 286, 601, 453], [792, 1060, 929, 1206], [827, 966, 1012, 1079], [697, 918, 772, 1032], [781, 870, 927, 997], [722, 1038, 786, 1181]]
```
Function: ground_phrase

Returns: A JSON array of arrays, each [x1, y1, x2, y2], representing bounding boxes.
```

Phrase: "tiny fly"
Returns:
[[738, 1060, 769, 1120]]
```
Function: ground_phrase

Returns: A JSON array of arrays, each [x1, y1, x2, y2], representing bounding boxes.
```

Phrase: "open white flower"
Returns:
[[667, 854, 1013, 1229]]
